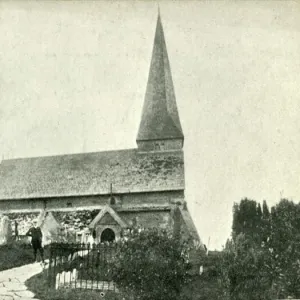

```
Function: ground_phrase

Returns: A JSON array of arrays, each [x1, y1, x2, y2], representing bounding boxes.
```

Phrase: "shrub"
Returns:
[[112, 228, 192, 300]]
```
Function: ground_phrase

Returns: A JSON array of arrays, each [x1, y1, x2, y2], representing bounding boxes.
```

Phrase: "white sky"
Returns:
[[0, 1, 300, 250]]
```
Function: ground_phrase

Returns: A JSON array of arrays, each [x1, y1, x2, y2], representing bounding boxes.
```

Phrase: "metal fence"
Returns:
[[47, 242, 118, 291]]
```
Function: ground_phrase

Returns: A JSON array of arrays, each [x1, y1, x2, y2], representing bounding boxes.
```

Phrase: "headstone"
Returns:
[[0, 216, 13, 245], [72, 269, 78, 281]]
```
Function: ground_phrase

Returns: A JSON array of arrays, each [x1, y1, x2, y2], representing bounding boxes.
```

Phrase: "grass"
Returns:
[[26, 270, 122, 300], [0, 241, 50, 271], [25, 269, 222, 300]]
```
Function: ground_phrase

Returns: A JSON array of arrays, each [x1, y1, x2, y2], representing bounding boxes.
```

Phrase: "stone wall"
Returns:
[[0, 205, 190, 245], [121, 190, 184, 208], [0, 199, 44, 211], [52, 209, 100, 232], [0, 190, 186, 243], [0, 190, 184, 212], [120, 210, 172, 230], [2, 212, 40, 236]]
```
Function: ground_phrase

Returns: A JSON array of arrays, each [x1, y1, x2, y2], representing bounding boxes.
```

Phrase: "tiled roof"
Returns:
[[137, 14, 183, 142], [0, 148, 184, 200]]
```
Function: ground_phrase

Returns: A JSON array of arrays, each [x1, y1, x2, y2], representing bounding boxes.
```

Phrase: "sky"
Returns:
[[0, 1, 300, 250]]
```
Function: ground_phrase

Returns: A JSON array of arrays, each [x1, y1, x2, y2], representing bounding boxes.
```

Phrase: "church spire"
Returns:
[[136, 12, 184, 151]]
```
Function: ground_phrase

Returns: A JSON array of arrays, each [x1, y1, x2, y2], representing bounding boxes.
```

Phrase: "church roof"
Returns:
[[0, 149, 184, 200], [137, 14, 183, 142]]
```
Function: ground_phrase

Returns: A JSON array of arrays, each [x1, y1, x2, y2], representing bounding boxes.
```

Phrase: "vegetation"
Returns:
[[26, 270, 121, 300], [0, 240, 49, 271], [180, 251, 223, 300], [219, 198, 300, 299], [26, 227, 211, 300], [111, 228, 198, 300]]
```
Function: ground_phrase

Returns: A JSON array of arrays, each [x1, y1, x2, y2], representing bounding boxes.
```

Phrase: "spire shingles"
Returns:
[[137, 14, 183, 142]]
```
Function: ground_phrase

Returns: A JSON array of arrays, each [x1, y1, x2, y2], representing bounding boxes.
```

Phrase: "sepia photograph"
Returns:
[[0, 1, 299, 299]]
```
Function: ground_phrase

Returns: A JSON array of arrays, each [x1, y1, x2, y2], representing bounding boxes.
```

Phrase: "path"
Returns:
[[0, 263, 45, 300]]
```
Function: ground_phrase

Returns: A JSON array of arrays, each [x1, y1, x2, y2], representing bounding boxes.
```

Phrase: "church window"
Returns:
[[110, 196, 116, 205]]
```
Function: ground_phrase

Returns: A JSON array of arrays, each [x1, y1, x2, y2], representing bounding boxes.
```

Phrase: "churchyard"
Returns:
[[2, 199, 300, 300], [0, 213, 212, 300]]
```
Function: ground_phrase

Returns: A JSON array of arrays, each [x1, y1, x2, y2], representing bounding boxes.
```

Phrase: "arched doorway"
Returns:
[[101, 228, 115, 242]]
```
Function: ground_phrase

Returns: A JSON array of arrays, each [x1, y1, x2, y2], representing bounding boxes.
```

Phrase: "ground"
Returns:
[[0, 262, 45, 299]]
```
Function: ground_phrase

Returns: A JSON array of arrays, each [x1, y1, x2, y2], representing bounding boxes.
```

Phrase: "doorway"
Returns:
[[100, 228, 115, 242]]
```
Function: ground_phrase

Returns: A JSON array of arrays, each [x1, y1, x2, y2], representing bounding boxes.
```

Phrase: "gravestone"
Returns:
[[0, 216, 13, 245]]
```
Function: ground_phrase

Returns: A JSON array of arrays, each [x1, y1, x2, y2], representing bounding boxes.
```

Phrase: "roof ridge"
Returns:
[[1, 148, 137, 163]]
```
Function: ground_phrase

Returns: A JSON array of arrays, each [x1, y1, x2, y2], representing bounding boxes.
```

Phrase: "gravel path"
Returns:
[[0, 263, 45, 300]]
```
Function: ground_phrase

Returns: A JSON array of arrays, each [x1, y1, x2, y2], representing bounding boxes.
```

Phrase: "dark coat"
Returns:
[[26, 227, 43, 243]]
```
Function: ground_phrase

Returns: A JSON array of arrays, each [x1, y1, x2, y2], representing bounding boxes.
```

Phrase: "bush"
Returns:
[[111, 228, 192, 300]]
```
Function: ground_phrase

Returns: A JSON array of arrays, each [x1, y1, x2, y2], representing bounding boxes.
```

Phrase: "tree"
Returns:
[[256, 203, 262, 219], [218, 233, 278, 300], [262, 200, 270, 219], [223, 198, 300, 299], [232, 198, 263, 244], [267, 199, 300, 297]]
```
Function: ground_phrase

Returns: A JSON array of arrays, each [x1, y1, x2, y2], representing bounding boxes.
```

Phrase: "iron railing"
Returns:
[[48, 242, 118, 291]]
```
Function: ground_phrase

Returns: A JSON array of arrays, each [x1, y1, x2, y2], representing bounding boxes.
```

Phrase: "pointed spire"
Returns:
[[137, 12, 183, 145]]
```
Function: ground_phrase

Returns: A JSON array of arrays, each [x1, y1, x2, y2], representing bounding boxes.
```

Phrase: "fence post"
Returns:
[[47, 243, 53, 287]]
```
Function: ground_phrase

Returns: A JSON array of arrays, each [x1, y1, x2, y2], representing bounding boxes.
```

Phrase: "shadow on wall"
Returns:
[[40, 211, 64, 245]]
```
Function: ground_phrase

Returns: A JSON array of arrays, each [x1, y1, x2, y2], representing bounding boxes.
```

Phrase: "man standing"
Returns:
[[26, 219, 44, 264]]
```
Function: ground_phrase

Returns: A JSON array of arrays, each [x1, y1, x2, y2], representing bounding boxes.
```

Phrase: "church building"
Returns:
[[0, 13, 200, 245]]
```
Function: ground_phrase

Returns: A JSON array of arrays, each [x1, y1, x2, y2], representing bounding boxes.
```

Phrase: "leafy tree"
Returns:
[[260, 200, 271, 243], [256, 203, 262, 219], [262, 200, 270, 219], [267, 199, 300, 297], [222, 198, 300, 299], [232, 198, 263, 244], [218, 234, 278, 300]]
